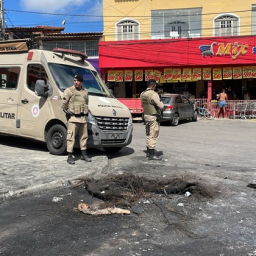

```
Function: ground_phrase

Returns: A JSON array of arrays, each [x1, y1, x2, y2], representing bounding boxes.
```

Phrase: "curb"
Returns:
[[1, 155, 109, 201]]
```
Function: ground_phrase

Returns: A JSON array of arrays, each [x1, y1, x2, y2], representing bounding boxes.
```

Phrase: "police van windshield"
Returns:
[[48, 63, 113, 97]]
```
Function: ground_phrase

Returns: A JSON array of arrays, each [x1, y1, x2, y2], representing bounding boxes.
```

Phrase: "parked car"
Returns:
[[160, 94, 198, 126]]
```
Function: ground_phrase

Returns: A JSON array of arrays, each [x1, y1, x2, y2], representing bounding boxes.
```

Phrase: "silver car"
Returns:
[[160, 94, 198, 126]]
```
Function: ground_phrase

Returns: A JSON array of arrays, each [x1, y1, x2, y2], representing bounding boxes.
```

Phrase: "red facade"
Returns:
[[99, 35, 256, 70]]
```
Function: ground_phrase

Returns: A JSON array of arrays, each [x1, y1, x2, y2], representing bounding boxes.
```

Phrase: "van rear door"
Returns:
[[0, 67, 20, 134]]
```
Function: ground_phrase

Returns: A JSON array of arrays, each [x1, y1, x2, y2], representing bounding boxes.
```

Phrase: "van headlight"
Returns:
[[88, 111, 97, 125], [128, 116, 133, 126]]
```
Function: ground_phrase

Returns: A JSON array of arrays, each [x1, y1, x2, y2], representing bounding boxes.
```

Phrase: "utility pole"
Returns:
[[0, 0, 5, 40]]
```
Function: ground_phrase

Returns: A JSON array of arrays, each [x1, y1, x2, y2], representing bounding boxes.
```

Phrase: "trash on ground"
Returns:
[[185, 191, 191, 197], [59, 193, 72, 197], [52, 196, 63, 202], [78, 203, 130, 215]]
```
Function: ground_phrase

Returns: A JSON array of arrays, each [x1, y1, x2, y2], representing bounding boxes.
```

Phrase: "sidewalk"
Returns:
[[0, 144, 109, 200]]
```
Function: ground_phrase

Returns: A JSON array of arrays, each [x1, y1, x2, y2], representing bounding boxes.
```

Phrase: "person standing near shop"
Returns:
[[61, 74, 91, 164], [243, 90, 252, 100], [140, 79, 164, 160], [218, 89, 228, 118]]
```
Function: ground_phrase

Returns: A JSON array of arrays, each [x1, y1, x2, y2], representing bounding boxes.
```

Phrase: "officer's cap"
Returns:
[[74, 74, 83, 82]]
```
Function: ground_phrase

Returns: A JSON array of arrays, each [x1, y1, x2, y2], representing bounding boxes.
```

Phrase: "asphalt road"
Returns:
[[1, 118, 256, 256]]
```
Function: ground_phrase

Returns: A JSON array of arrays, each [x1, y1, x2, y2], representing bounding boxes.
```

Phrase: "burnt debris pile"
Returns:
[[79, 173, 213, 206]]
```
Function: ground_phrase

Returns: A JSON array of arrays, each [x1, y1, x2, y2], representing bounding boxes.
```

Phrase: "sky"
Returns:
[[3, 0, 103, 33]]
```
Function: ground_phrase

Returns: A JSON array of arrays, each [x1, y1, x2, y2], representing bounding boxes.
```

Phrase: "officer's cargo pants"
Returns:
[[67, 121, 88, 153], [144, 115, 160, 149]]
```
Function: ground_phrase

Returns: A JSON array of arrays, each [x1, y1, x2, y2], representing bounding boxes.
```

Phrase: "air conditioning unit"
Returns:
[[170, 31, 179, 39]]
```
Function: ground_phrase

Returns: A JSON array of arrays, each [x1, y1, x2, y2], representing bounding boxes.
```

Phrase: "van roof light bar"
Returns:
[[53, 48, 88, 62]]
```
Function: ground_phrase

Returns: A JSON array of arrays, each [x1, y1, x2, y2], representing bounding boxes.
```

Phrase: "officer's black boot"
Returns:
[[146, 147, 150, 157], [67, 153, 75, 164], [148, 149, 162, 161], [81, 150, 91, 162]]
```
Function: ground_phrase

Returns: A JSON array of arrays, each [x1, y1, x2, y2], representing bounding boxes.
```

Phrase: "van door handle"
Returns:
[[21, 99, 29, 104]]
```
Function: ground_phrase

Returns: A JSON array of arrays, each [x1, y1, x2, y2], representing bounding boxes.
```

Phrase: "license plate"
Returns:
[[108, 133, 122, 140]]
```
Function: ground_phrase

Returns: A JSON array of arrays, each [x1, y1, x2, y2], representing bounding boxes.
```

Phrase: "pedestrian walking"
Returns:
[[140, 79, 164, 160], [61, 74, 91, 164], [218, 89, 228, 118]]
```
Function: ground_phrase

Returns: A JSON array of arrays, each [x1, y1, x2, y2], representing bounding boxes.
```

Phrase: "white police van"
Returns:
[[0, 39, 133, 155]]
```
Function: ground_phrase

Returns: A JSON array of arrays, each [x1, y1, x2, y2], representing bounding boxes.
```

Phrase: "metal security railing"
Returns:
[[193, 99, 256, 119]]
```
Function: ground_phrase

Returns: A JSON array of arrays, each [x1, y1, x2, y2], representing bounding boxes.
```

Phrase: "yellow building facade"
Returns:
[[103, 0, 256, 41]]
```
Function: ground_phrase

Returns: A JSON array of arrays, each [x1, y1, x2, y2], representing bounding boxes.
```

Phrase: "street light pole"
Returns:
[[0, 0, 5, 40]]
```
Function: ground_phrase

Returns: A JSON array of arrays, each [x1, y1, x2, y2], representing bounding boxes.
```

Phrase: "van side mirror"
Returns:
[[35, 79, 48, 97]]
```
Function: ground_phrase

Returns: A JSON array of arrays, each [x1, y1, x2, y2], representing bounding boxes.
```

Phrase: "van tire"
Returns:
[[46, 124, 67, 155]]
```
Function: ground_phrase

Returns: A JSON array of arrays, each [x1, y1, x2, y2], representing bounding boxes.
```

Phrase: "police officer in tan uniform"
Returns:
[[140, 79, 164, 160], [61, 74, 91, 164]]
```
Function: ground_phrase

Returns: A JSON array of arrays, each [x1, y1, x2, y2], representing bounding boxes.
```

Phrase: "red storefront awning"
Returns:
[[99, 36, 256, 69]]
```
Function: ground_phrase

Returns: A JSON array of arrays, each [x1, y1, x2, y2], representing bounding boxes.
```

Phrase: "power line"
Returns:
[[4, 8, 255, 18]]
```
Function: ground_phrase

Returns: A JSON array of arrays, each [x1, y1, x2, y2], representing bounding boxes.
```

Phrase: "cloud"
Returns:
[[20, 0, 92, 13], [85, 0, 103, 21]]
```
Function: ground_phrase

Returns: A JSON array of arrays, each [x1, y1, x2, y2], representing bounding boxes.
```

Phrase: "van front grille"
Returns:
[[95, 116, 129, 131]]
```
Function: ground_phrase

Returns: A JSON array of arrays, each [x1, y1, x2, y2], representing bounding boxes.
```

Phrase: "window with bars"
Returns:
[[41, 41, 98, 57], [116, 20, 139, 40], [214, 15, 239, 36], [151, 8, 202, 39]]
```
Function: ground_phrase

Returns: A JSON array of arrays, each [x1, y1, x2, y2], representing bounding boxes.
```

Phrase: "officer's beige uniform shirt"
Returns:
[[61, 85, 89, 152]]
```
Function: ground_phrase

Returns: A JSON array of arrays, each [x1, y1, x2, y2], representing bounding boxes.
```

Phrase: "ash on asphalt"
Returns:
[[0, 173, 234, 256]]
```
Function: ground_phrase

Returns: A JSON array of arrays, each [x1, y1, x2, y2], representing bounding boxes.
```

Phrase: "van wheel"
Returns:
[[103, 147, 123, 153], [46, 124, 67, 155]]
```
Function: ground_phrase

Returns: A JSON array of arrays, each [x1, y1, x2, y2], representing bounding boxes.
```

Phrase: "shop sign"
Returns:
[[172, 68, 181, 81], [216, 42, 249, 60], [233, 67, 242, 79], [134, 70, 143, 81], [242, 66, 252, 79], [223, 67, 232, 79], [182, 68, 191, 81], [180, 77, 186, 83], [163, 68, 172, 80], [124, 70, 133, 81], [192, 68, 201, 81], [145, 69, 154, 81], [115, 70, 124, 82], [160, 76, 166, 83], [99, 36, 256, 69], [154, 70, 162, 82], [107, 70, 116, 82], [251, 66, 256, 78], [213, 68, 222, 80], [203, 68, 211, 80]]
